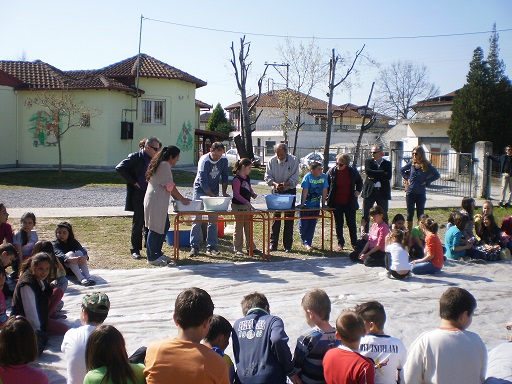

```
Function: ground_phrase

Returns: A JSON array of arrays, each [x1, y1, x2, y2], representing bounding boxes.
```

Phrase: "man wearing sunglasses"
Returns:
[[116, 136, 162, 260], [361, 145, 392, 232]]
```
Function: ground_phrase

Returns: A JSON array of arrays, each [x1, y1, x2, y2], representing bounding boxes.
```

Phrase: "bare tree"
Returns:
[[376, 60, 439, 119], [230, 35, 268, 160], [25, 91, 101, 176], [276, 38, 327, 155], [323, 46, 365, 171], [352, 82, 377, 170]]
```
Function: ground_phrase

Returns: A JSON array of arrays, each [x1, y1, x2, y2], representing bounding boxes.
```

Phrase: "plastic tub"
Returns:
[[264, 194, 295, 210], [172, 199, 203, 212], [200, 196, 231, 211]]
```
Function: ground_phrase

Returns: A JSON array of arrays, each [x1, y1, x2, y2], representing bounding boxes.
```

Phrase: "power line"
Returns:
[[143, 17, 512, 41]]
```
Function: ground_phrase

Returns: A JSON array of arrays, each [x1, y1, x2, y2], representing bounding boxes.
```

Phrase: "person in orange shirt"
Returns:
[[144, 287, 229, 384], [410, 217, 444, 275]]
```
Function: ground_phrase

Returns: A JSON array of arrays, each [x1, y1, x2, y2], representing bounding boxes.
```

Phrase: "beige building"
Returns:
[[0, 54, 210, 168]]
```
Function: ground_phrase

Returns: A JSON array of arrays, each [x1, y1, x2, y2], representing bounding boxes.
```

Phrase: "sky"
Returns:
[[2, 0, 511, 110]]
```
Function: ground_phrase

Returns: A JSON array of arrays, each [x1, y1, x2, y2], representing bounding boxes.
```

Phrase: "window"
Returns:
[[142, 99, 165, 124], [80, 113, 90, 127]]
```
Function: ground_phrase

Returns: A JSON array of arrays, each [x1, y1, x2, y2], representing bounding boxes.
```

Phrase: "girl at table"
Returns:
[[231, 158, 259, 256], [144, 145, 190, 266]]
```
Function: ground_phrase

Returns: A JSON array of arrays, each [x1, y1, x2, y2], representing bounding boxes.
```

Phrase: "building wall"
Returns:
[[10, 77, 199, 168], [0, 86, 17, 167]]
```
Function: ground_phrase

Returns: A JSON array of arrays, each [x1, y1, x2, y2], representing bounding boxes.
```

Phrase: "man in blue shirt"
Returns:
[[190, 142, 230, 257]]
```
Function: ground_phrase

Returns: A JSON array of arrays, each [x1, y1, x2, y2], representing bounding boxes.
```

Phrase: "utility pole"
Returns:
[[264, 62, 289, 143]]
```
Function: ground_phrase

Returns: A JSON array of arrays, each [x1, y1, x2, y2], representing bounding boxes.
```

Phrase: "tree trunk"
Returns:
[[353, 82, 375, 169], [323, 50, 336, 173]]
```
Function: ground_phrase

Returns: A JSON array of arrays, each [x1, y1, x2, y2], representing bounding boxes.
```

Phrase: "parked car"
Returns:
[[224, 148, 261, 167], [300, 152, 338, 170]]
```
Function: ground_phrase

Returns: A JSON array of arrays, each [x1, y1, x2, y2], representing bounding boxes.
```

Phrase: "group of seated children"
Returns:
[[446, 199, 512, 261], [349, 206, 445, 279]]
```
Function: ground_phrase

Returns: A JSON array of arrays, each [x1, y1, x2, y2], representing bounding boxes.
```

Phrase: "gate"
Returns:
[[391, 149, 476, 197]]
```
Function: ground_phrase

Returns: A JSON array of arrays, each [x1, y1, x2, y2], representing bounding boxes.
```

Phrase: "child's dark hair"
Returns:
[[439, 287, 477, 322], [21, 252, 52, 276], [355, 301, 386, 331], [55, 221, 77, 246], [335, 311, 366, 343], [301, 289, 331, 321], [461, 197, 475, 217], [32, 240, 57, 282], [392, 214, 405, 225], [241, 292, 269, 316], [389, 229, 408, 248], [174, 287, 214, 329], [233, 158, 252, 175], [477, 213, 500, 243], [204, 314, 232, 343], [422, 217, 439, 234], [0, 316, 38, 365], [369, 205, 385, 217], [82, 305, 109, 325], [418, 214, 429, 224], [453, 212, 470, 231], [85, 325, 136, 384], [19, 212, 36, 246], [146, 145, 181, 182], [0, 243, 18, 260], [309, 162, 322, 171]]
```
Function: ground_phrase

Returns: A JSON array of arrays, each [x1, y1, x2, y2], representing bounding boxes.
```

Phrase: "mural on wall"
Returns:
[[28, 110, 60, 147], [177, 121, 193, 151]]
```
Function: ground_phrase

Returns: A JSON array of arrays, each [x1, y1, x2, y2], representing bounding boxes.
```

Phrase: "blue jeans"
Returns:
[[190, 191, 218, 250], [411, 261, 441, 275], [406, 192, 426, 222], [299, 210, 318, 247], [147, 216, 170, 261]]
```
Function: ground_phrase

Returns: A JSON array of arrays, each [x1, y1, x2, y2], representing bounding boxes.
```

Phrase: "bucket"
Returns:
[[166, 227, 191, 247]]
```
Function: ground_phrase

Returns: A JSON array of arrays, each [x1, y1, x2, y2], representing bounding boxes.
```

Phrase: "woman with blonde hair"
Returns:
[[400, 146, 440, 232]]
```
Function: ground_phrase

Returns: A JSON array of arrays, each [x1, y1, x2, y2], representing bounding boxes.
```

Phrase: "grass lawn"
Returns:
[[31, 206, 512, 270]]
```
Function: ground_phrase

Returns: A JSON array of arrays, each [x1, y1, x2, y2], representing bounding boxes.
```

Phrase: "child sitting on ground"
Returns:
[[0, 204, 13, 245], [12, 212, 38, 277], [411, 217, 444, 274], [0, 266, 7, 326], [391, 214, 406, 231], [32, 240, 68, 292], [203, 314, 236, 383], [0, 316, 49, 384], [323, 311, 375, 384], [52, 221, 95, 286], [409, 214, 428, 260], [298, 162, 328, 251], [61, 292, 111, 384], [293, 289, 340, 383], [384, 229, 411, 280], [474, 200, 494, 240], [445, 212, 474, 260], [0, 243, 17, 297], [11, 252, 69, 354], [350, 205, 390, 267], [356, 301, 407, 384], [473, 213, 502, 261]]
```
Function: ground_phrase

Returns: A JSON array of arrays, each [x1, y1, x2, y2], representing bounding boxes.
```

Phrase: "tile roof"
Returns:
[[100, 54, 207, 88], [0, 54, 207, 92], [195, 99, 212, 109], [225, 89, 331, 110]]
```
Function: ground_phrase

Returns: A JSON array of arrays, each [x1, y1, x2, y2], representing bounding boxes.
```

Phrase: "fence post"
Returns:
[[390, 141, 403, 188], [474, 141, 493, 199]]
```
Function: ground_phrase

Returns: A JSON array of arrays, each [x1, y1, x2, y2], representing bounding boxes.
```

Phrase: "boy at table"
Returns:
[[297, 162, 328, 251]]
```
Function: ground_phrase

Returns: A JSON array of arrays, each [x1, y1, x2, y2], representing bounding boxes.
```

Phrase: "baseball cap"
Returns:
[[82, 292, 110, 314]]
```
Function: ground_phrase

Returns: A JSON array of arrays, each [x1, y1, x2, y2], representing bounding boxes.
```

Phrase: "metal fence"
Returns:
[[391, 149, 476, 197]]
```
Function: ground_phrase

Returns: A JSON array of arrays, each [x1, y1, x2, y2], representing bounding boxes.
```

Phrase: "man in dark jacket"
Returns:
[[115, 136, 161, 259], [326, 153, 363, 250], [486, 145, 512, 206], [361, 145, 392, 232]]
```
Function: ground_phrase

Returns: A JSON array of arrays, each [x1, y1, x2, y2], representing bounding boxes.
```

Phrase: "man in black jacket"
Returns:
[[116, 136, 161, 259], [487, 145, 512, 207], [361, 145, 392, 232]]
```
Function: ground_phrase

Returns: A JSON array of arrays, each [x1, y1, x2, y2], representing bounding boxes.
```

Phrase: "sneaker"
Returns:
[[506, 202, 512, 207], [206, 249, 220, 256], [167, 260, 177, 267], [499, 202, 505, 207], [147, 256, 169, 267], [284, 248, 293, 253], [132, 252, 142, 260], [270, 244, 278, 252], [304, 245, 312, 252], [249, 248, 262, 255], [160, 255, 173, 263], [81, 279, 96, 286], [189, 248, 199, 257], [234, 250, 245, 256]]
